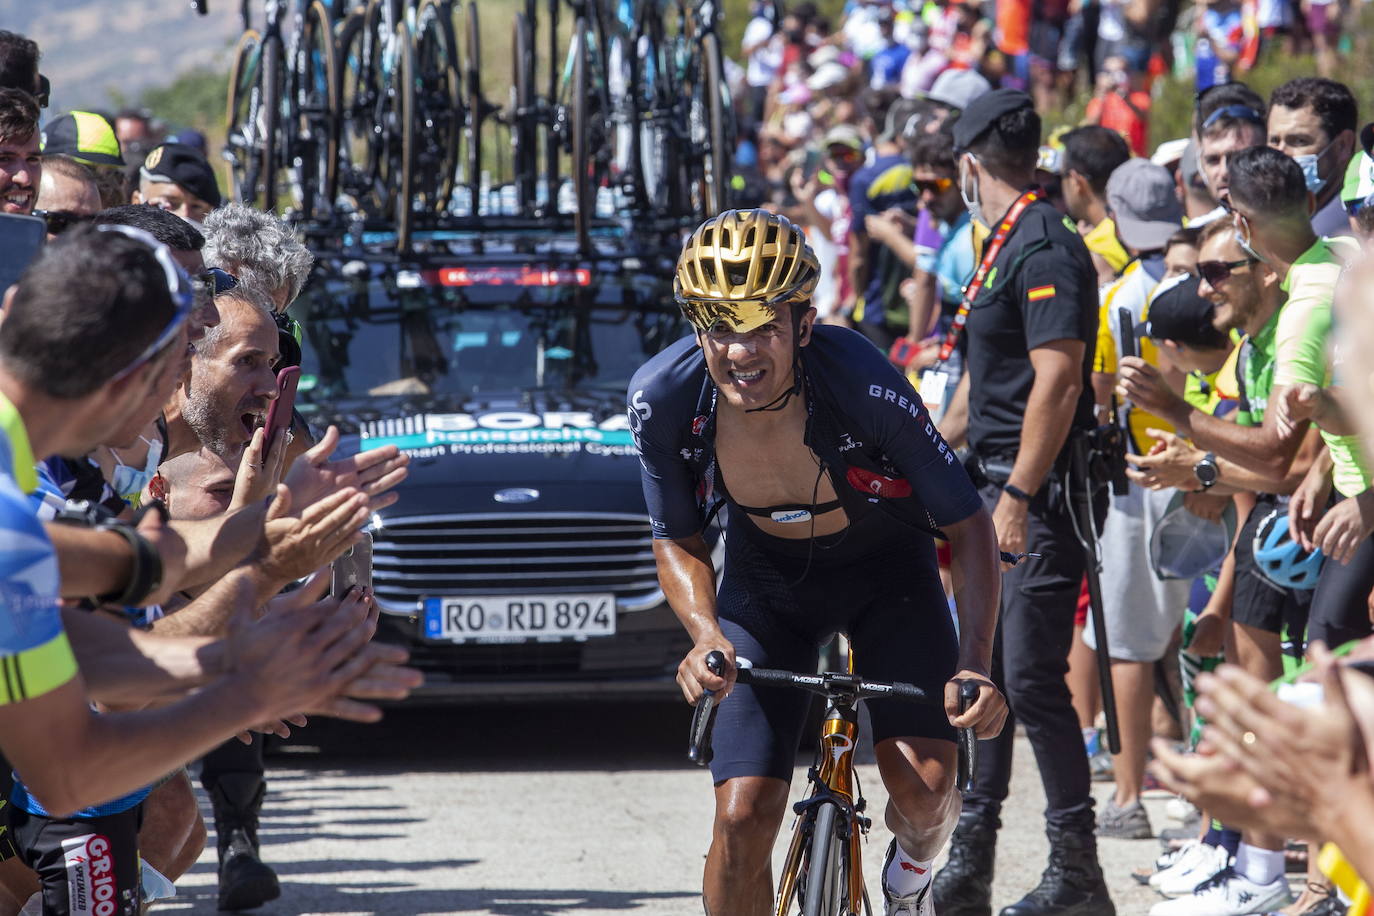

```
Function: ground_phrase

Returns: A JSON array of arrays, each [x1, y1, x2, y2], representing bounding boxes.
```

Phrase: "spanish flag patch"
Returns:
[[1027, 285, 1056, 301]]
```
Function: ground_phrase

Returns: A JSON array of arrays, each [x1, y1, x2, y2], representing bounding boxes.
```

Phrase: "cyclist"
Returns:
[[628, 209, 1008, 916]]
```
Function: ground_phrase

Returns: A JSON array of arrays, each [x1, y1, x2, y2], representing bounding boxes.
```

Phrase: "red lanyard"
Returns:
[[937, 189, 1040, 364]]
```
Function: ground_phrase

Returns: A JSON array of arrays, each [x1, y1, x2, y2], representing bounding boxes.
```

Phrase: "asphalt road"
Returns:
[[157, 703, 1189, 915]]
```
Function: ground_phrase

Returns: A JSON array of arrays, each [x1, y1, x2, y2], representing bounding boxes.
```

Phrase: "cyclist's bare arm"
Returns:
[[653, 534, 732, 703], [941, 510, 999, 678], [941, 509, 1007, 738], [61, 608, 221, 706]]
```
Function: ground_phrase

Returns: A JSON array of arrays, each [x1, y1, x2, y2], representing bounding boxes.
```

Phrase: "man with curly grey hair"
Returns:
[[202, 202, 315, 312]]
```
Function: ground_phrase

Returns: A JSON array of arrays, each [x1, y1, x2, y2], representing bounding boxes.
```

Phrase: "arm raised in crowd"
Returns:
[[0, 581, 380, 817], [1118, 357, 1310, 483], [60, 608, 222, 706]]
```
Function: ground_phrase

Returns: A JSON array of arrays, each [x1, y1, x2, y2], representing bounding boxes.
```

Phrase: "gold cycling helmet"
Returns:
[[675, 209, 820, 334]]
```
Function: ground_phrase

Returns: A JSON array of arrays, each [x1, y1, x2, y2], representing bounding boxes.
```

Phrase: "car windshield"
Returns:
[[292, 269, 688, 401]]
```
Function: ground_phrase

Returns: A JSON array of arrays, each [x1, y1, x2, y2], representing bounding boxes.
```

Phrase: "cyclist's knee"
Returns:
[[712, 777, 789, 845], [875, 738, 958, 813]]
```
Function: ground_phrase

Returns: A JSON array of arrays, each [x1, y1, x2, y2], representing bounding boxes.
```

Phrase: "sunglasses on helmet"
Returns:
[[95, 224, 196, 382]]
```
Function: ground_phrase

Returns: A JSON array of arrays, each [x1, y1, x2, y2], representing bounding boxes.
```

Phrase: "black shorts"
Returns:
[[708, 510, 958, 784], [10, 805, 142, 916], [1309, 515, 1374, 650], [1231, 496, 1312, 642]]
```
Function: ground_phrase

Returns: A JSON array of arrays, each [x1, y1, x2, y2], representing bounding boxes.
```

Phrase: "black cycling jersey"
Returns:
[[628, 324, 983, 541]]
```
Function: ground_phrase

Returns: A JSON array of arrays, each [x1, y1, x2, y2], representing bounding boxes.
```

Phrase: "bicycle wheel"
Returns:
[[510, 11, 535, 214], [292, 0, 340, 219], [700, 31, 728, 216], [390, 18, 416, 251], [336, 3, 382, 209], [570, 19, 592, 253], [261, 32, 284, 212], [543, 0, 560, 202], [225, 28, 263, 205], [414, 0, 460, 214], [463, 0, 483, 207], [802, 803, 849, 916]]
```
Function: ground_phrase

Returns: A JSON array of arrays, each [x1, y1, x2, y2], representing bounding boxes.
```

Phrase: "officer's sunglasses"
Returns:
[[1197, 257, 1259, 287], [33, 209, 93, 235]]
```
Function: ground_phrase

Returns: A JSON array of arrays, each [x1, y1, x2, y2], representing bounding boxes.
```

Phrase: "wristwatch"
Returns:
[[1193, 452, 1219, 491]]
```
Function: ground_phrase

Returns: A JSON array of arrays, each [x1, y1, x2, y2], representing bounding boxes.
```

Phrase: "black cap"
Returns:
[[139, 143, 222, 208], [1142, 274, 1225, 349], [952, 88, 1033, 152]]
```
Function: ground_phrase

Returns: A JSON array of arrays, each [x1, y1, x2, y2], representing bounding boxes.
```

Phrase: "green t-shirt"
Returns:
[[1236, 307, 1279, 429], [1277, 238, 1372, 496]]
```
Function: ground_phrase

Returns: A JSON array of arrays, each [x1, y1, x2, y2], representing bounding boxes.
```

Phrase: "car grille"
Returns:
[[371, 512, 663, 613]]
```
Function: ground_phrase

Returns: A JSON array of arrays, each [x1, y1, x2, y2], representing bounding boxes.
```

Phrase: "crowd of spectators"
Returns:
[[725, 2, 1374, 916], [0, 26, 421, 916]]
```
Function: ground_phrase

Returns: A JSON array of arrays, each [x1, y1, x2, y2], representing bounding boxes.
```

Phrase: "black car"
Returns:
[[292, 249, 706, 701]]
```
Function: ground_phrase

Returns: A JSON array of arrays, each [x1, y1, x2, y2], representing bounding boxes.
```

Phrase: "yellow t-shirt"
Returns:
[[1094, 259, 1172, 454]]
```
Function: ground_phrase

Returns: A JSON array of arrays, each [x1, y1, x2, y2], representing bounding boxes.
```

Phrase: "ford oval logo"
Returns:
[[494, 487, 540, 504]]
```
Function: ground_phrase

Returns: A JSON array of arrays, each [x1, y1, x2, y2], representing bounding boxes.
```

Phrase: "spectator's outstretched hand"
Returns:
[[224, 582, 381, 724], [230, 425, 292, 511], [258, 484, 370, 586], [1178, 648, 1374, 841], [1126, 428, 1205, 491], [283, 425, 409, 517]]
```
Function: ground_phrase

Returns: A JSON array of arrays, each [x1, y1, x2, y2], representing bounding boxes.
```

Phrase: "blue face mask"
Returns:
[[1293, 140, 1334, 194], [109, 437, 163, 505]]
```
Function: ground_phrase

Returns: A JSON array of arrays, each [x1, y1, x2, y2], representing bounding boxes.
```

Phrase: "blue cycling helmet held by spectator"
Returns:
[[1252, 509, 1325, 590]]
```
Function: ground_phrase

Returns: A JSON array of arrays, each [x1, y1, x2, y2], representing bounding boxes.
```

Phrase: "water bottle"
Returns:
[[501, 185, 518, 215], [557, 180, 576, 215], [452, 185, 472, 217], [595, 185, 615, 218], [478, 170, 492, 216]]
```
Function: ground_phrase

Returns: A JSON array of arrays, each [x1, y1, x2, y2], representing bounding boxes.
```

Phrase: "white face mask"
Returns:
[[958, 153, 983, 225], [109, 436, 163, 505]]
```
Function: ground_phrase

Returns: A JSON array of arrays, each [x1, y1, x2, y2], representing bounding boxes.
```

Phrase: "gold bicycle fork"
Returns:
[[775, 709, 868, 916]]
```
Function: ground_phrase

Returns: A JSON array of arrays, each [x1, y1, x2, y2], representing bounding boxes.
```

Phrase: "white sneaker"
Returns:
[[1166, 796, 1200, 823], [1156, 843, 1232, 896], [1148, 867, 1292, 916], [1153, 839, 1203, 878]]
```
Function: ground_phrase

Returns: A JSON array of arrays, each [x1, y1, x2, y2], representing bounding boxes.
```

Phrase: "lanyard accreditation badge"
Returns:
[[920, 189, 1041, 411]]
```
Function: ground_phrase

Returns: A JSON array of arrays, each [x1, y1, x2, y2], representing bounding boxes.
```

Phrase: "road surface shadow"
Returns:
[[271, 702, 698, 773], [170, 882, 698, 914]]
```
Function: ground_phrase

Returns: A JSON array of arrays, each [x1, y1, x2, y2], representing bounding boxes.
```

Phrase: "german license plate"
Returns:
[[422, 594, 616, 642]]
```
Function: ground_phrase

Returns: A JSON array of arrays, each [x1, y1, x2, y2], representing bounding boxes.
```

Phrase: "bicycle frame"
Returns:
[[775, 699, 869, 916]]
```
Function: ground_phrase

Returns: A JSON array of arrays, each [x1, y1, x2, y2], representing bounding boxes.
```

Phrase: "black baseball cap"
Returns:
[[139, 143, 222, 208], [1142, 274, 1226, 349], [952, 88, 1033, 152]]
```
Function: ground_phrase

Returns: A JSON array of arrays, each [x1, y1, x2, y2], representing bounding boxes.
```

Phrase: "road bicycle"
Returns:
[[224, 0, 340, 220], [336, 0, 459, 251], [629, 0, 731, 221], [688, 649, 978, 916]]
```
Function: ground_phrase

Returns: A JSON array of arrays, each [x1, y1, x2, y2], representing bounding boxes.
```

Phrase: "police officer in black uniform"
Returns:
[[931, 90, 1114, 916]]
